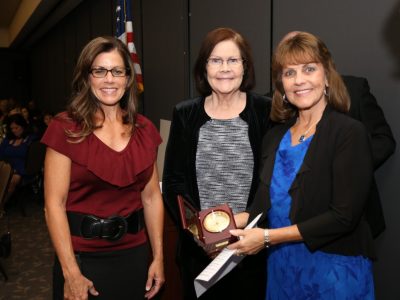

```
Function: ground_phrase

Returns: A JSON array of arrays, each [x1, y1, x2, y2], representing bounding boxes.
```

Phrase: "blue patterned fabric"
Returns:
[[0, 135, 34, 177], [266, 130, 374, 300]]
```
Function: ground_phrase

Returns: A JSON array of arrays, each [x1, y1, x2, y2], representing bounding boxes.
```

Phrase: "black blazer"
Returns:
[[344, 75, 396, 237], [344, 75, 396, 169], [249, 106, 376, 259]]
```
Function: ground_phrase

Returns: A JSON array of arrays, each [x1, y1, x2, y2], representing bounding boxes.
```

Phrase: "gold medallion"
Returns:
[[203, 210, 231, 233]]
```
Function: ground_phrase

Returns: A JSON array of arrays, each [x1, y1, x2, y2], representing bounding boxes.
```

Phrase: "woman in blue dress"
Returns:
[[0, 113, 35, 213], [229, 31, 376, 299]]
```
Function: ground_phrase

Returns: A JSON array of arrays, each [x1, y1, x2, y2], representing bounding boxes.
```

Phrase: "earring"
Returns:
[[324, 87, 329, 96], [282, 94, 288, 103]]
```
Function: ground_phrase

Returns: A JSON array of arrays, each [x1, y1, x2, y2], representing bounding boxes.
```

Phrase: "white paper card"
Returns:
[[194, 213, 262, 298]]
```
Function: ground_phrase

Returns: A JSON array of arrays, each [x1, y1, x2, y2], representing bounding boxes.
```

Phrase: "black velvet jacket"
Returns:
[[249, 106, 377, 259], [162, 92, 271, 227]]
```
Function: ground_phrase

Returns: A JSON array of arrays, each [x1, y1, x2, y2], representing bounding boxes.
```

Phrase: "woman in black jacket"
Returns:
[[229, 31, 375, 299], [162, 27, 271, 300]]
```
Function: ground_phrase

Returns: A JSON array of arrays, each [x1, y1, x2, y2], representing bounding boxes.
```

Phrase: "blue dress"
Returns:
[[0, 135, 34, 177], [266, 130, 374, 300]]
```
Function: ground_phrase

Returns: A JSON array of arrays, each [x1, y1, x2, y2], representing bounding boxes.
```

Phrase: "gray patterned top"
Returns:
[[196, 116, 254, 214]]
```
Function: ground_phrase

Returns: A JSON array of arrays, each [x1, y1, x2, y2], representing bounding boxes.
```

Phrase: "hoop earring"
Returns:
[[282, 94, 288, 103]]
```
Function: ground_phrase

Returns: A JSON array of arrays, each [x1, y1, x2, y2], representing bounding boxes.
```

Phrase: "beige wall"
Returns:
[[1, 0, 41, 47]]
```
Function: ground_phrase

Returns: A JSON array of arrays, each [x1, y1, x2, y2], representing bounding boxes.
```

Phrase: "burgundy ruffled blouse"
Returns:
[[41, 112, 162, 252]]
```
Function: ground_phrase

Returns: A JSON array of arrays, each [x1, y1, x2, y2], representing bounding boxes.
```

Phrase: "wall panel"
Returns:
[[90, 0, 113, 37], [74, 0, 92, 55], [0, 50, 29, 103], [48, 31, 65, 113], [63, 15, 78, 106], [141, 0, 189, 124]]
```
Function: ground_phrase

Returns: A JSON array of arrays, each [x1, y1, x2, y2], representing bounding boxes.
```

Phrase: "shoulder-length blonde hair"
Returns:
[[65, 36, 138, 141], [271, 31, 350, 122]]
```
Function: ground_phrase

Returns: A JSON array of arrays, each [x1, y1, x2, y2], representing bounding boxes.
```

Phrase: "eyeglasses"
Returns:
[[90, 67, 128, 78], [207, 57, 244, 67]]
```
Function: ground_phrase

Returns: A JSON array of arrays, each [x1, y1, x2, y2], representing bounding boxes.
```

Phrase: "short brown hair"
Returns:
[[271, 31, 350, 122], [194, 27, 255, 96], [66, 36, 138, 141]]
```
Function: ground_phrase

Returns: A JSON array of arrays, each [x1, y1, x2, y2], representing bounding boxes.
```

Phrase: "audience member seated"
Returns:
[[8, 107, 21, 116], [27, 99, 42, 122], [21, 106, 41, 138], [36, 111, 54, 138], [42, 111, 54, 127], [7, 98, 22, 117], [0, 99, 8, 115], [0, 114, 35, 212]]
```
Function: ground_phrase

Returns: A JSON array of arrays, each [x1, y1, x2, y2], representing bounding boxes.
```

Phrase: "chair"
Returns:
[[25, 140, 46, 199], [25, 140, 46, 177], [0, 161, 13, 207], [15, 141, 46, 215], [0, 160, 13, 281]]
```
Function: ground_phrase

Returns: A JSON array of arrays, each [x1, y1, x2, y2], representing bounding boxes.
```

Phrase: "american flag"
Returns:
[[116, 0, 144, 93]]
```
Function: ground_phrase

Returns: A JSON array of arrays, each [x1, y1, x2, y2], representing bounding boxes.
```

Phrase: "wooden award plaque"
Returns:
[[177, 195, 238, 254]]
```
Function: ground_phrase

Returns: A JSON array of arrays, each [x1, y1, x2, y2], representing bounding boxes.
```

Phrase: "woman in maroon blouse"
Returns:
[[41, 36, 165, 300]]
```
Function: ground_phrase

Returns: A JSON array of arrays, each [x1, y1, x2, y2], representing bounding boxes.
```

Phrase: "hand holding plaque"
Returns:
[[177, 195, 238, 255]]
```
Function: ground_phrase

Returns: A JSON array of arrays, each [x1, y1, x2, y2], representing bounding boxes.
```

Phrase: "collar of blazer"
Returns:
[[259, 105, 334, 186]]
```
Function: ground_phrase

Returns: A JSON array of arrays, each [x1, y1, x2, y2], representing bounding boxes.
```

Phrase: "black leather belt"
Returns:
[[67, 209, 144, 241]]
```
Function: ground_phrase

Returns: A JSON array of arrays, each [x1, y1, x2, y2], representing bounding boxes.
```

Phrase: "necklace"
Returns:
[[297, 119, 320, 143]]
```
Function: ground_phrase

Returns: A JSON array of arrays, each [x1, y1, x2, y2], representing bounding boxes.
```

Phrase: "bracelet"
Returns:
[[264, 229, 270, 248]]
